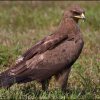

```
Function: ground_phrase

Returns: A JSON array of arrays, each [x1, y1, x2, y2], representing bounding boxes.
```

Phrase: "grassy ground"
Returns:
[[0, 1, 100, 99]]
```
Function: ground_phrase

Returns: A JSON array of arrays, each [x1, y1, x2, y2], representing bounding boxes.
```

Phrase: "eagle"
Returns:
[[0, 5, 85, 92]]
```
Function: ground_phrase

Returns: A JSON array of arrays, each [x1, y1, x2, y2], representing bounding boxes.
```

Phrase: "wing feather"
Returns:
[[21, 33, 68, 61], [10, 33, 68, 76]]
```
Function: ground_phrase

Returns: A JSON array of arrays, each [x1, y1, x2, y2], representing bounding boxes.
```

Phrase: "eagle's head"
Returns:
[[64, 5, 85, 23]]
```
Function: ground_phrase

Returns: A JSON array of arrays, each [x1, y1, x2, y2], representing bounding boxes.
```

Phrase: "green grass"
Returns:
[[0, 1, 100, 99]]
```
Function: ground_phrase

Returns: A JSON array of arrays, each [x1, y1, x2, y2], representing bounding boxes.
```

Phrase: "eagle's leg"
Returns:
[[41, 78, 50, 91], [55, 67, 71, 92]]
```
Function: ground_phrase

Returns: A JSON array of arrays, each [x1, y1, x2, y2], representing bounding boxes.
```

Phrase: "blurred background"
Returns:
[[0, 1, 100, 99]]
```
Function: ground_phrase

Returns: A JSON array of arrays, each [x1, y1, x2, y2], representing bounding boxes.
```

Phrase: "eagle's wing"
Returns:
[[10, 33, 68, 76], [16, 33, 68, 62]]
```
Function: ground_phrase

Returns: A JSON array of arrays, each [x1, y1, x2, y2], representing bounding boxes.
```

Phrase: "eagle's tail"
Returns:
[[0, 61, 27, 88], [0, 70, 16, 88]]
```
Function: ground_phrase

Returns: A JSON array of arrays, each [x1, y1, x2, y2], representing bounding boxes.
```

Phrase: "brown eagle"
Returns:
[[0, 5, 85, 91]]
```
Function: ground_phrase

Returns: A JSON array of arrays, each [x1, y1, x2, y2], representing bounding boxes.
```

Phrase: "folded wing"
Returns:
[[21, 33, 68, 61], [9, 33, 68, 77]]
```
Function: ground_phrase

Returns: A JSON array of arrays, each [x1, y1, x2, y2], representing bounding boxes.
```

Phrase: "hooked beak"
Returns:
[[74, 13, 85, 21]]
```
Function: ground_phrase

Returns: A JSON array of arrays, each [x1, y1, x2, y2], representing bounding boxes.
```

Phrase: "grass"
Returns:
[[0, 1, 100, 99]]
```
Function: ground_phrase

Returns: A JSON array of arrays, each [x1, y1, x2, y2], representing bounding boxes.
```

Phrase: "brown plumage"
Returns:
[[0, 5, 85, 91]]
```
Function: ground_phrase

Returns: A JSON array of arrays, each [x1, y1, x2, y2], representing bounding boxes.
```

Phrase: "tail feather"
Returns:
[[0, 61, 27, 88], [0, 71, 15, 88]]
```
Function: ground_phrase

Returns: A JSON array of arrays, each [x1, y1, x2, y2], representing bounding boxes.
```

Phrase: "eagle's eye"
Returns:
[[74, 11, 80, 15], [71, 10, 81, 15], [71, 9, 84, 14]]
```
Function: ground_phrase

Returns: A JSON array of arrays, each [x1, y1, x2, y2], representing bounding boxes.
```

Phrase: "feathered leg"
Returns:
[[41, 78, 51, 91], [55, 67, 71, 92]]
